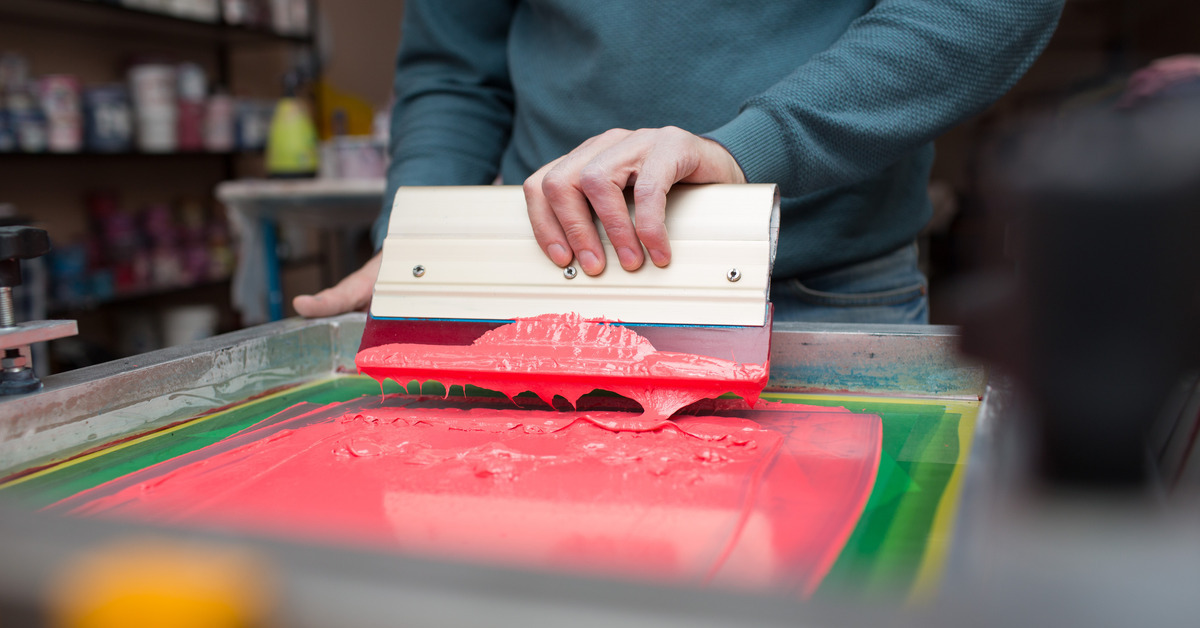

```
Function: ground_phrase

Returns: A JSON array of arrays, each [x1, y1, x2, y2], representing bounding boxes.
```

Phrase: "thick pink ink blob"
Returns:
[[56, 400, 881, 597], [355, 313, 770, 420]]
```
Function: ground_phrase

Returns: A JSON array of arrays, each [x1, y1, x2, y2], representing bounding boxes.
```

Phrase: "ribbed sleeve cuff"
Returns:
[[703, 108, 794, 192]]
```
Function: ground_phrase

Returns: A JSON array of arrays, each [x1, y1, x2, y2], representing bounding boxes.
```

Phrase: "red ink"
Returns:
[[55, 400, 880, 597], [355, 313, 769, 420]]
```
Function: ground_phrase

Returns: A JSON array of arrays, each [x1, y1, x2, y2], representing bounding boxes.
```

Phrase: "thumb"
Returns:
[[293, 252, 381, 318]]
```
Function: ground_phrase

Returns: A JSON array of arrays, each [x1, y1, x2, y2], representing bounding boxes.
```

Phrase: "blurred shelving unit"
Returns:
[[0, 0, 318, 371], [0, 0, 314, 44]]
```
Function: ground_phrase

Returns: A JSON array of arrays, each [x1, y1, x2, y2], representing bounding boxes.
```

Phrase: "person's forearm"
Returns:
[[705, 0, 1064, 197], [373, 0, 517, 248]]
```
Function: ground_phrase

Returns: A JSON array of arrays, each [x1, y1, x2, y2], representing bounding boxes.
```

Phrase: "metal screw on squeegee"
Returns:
[[563, 266, 578, 279], [412, 265, 425, 278], [727, 268, 741, 282]]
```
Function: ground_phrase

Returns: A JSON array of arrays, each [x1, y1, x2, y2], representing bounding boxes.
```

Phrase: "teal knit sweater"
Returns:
[[377, 0, 1062, 279]]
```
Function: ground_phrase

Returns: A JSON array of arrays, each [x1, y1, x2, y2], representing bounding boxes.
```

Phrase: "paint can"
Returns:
[[128, 63, 178, 152], [37, 75, 82, 153], [84, 85, 134, 153]]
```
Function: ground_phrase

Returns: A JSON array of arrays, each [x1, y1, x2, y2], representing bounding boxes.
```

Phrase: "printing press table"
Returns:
[[0, 314, 1196, 627]]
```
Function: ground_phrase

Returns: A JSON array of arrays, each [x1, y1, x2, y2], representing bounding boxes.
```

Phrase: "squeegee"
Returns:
[[356, 184, 780, 416]]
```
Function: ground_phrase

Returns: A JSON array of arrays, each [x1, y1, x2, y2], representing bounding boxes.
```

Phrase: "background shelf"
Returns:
[[0, 0, 313, 46]]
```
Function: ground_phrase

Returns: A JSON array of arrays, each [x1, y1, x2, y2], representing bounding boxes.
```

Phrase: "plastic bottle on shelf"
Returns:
[[203, 88, 235, 152], [2, 57, 48, 153], [176, 62, 207, 152], [234, 99, 270, 150], [0, 54, 34, 152], [36, 75, 82, 153], [0, 111, 14, 152], [9, 88, 47, 153], [265, 70, 318, 178]]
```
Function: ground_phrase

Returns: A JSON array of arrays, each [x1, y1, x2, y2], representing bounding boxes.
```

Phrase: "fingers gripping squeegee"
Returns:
[[356, 184, 780, 419]]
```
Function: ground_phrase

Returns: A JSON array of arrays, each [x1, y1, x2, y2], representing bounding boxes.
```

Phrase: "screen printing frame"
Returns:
[[0, 314, 988, 480], [2, 318, 1197, 627], [0, 314, 997, 624]]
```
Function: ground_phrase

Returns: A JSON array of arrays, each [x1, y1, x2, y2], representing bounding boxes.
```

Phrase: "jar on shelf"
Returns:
[[128, 63, 178, 152]]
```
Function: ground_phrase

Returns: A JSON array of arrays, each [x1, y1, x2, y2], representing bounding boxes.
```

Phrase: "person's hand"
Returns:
[[293, 251, 382, 317], [523, 126, 746, 276]]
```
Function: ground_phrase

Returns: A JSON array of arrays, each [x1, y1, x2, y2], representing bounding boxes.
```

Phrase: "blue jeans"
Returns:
[[770, 243, 929, 324]]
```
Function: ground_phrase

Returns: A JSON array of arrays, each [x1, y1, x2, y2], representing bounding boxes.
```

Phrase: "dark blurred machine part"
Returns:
[[961, 100, 1200, 489], [0, 226, 77, 395], [0, 211, 51, 378]]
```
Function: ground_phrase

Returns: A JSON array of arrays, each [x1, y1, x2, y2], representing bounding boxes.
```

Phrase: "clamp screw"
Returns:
[[563, 266, 578, 279], [412, 265, 426, 278], [726, 268, 741, 282], [0, 287, 13, 328]]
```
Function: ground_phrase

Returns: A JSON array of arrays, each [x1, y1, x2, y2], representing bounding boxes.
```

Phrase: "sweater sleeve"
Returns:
[[373, 0, 518, 247], [704, 0, 1063, 198]]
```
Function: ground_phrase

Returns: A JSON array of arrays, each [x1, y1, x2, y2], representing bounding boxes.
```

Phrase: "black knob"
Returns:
[[0, 226, 50, 288], [0, 226, 50, 260]]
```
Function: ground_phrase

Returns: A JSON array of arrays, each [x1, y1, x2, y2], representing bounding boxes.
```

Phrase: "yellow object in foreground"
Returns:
[[48, 538, 274, 628]]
